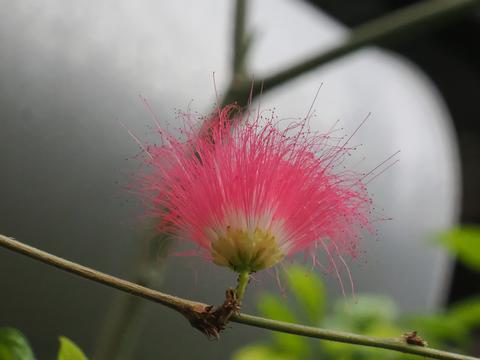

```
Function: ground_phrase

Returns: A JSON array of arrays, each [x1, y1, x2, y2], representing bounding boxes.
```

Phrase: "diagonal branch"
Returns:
[[223, 0, 480, 106], [0, 234, 478, 360]]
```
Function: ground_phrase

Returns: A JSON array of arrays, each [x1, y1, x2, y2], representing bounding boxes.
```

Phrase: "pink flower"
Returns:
[[141, 104, 373, 275]]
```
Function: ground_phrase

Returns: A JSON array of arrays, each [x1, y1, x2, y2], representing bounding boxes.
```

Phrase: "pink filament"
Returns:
[[140, 105, 373, 266]]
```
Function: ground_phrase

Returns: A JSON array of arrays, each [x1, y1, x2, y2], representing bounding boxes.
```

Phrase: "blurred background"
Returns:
[[0, 0, 479, 359]]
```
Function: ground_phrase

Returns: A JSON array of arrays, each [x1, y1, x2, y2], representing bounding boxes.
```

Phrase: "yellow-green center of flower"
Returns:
[[210, 226, 285, 272]]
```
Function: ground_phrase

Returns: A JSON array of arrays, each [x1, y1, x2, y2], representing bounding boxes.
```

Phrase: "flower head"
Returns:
[[142, 105, 373, 274]]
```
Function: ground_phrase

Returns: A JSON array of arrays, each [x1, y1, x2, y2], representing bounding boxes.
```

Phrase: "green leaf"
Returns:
[[57, 337, 87, 360], [0, 328, 35, 360], [258, 293, 298, 323], [327, 295, 398, 333], [448, 296, 480, 330], [439, 226, 480, 271], [231, 344, 297, 360], [257, 294, 308, 356], [323, 297, 405, 360], [285, 265, 326, 323]]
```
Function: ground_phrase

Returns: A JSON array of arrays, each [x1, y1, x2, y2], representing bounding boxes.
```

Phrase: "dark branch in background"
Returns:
[[93, 231, 172, 360], [0, 234, 478, 360], [232, 0, 249, 80], [222, 0, 480, 106]]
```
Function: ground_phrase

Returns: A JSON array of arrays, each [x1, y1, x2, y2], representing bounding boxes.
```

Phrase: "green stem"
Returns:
[[235, 271, 250, 302], [0, 234, 478, 360], [222, 0, 480, 106]]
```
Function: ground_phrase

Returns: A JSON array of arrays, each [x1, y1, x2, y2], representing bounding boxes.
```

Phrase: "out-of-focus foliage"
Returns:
[[0, 328, 35, 360], [285, 265, 326, 323], [232, 260, 480, 360], [0, 330, 87, 360], [57, 336, 88, 360], [439, 226, 480, 271]]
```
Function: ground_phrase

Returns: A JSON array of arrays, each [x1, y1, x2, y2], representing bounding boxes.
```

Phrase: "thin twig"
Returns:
[[0, 234, 478, 360], [222, 0, 480, 105], [0, 234, 202, 312]]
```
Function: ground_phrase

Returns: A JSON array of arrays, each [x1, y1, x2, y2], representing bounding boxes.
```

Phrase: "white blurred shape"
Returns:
[[249, 0, 460, 310]]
